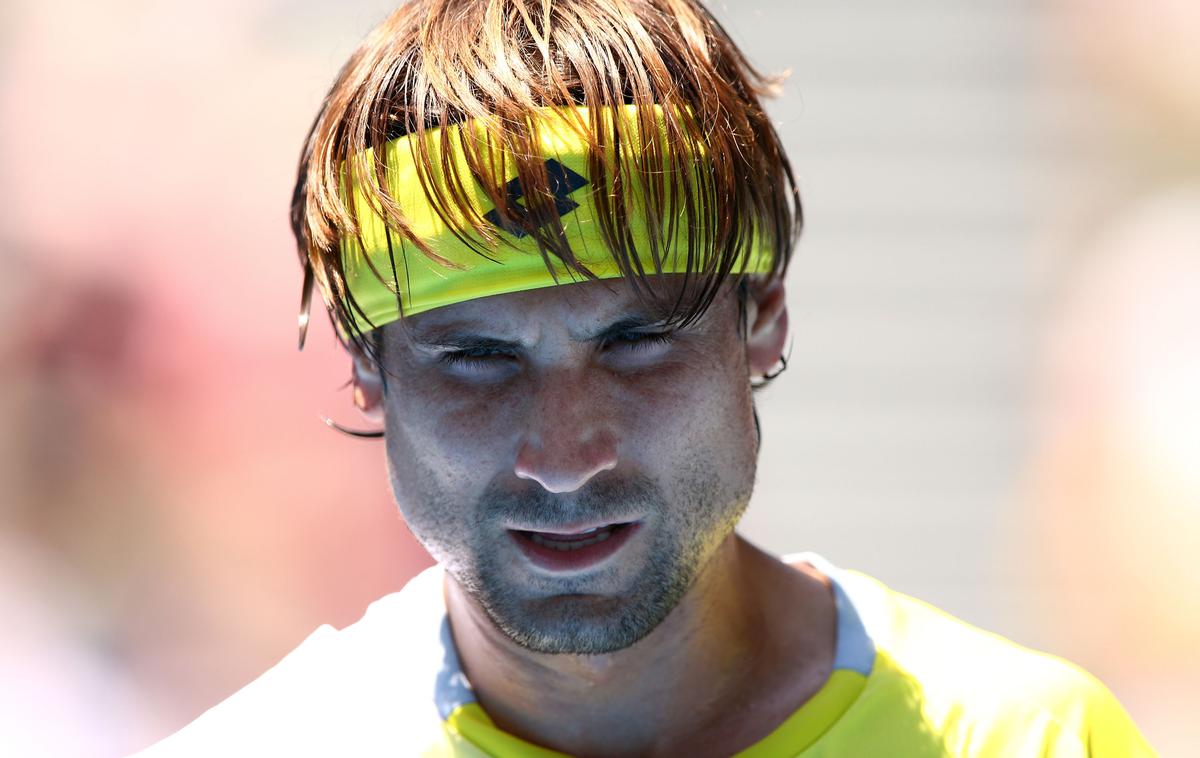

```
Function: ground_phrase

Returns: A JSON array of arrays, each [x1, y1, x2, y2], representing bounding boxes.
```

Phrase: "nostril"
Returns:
[[514, 431, 618, 494]]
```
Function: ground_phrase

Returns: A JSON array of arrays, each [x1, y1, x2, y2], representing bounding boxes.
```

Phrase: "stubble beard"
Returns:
[[453, 466, 751, 655]]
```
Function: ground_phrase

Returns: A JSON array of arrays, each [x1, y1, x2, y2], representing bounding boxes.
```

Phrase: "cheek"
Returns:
[[624, 355, 758, 486], [687, 383, 756, 482], [382, 375, 523, 521], [691, 343, 758, 481]]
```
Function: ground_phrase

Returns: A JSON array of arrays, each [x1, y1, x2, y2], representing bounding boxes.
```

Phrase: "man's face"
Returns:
[[373, 279, 763, 654]]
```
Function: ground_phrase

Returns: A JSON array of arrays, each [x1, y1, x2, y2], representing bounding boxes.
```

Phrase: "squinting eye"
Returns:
[[438, 349, 518, 373], [607, 331, 675, 353]]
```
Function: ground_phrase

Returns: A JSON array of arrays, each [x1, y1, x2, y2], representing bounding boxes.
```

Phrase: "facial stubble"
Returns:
[[440, 463, 751, 656]]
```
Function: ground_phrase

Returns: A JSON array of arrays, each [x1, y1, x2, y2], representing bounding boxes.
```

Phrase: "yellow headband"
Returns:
[[337, 105, 771, 334]]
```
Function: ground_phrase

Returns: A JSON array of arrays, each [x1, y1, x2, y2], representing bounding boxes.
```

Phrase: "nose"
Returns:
[[513, 375, 619, 494]]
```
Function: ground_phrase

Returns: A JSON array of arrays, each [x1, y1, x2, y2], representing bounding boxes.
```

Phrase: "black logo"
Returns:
[[484, 159, 588, 238]]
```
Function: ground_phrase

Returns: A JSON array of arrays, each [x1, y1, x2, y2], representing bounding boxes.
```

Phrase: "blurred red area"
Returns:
[[0, 2, 431, 753]]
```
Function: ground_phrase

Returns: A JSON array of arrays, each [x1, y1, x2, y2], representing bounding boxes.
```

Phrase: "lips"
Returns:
[[510, 522, 640, 572]]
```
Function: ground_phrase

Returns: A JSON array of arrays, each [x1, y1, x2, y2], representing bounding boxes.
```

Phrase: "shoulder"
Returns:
[[130, 566, 453, 757], [831, 566, 1156, 757]]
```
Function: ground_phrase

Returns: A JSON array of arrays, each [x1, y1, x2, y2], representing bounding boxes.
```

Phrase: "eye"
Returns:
[[603, 330, 676, 358], [437, 347, 519, 374]]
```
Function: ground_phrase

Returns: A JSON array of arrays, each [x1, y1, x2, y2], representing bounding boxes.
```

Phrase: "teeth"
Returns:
[[528, 530, 612, 551]]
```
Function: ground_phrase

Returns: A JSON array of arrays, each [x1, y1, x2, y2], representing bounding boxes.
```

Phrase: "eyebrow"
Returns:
[[410, 315, 671, 351]]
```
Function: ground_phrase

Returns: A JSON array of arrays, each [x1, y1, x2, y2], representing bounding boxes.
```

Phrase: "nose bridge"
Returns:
[[514, 366, 618, 493]]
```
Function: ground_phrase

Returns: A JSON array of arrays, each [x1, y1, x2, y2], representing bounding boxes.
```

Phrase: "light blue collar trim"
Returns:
[[433, 616, 476, 719], [783, 552, 877, 677], [828, 568, 876, 676]]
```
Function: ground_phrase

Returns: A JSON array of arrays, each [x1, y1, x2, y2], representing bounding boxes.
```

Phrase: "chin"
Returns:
[[481, 567, 694, 655], [494, 596, 661, 655]]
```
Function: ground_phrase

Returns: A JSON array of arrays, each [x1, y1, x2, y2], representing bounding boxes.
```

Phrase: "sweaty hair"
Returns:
[[291, 0, 802, 359]]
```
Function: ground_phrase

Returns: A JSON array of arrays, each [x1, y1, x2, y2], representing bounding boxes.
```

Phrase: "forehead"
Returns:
[[395, 277, 724, 340]]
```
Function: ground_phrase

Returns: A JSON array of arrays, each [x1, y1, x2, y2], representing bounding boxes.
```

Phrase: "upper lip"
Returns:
[[505, 518, 642, 536]]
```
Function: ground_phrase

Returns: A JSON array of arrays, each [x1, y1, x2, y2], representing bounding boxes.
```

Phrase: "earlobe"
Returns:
[[745, 278, 789, 379]]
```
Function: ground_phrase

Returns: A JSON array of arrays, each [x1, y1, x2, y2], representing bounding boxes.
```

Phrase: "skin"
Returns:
[[351, 276, 836, 756]]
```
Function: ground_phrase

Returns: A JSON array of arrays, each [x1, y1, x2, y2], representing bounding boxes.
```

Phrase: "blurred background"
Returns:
[[0, 0, 1195, 754]]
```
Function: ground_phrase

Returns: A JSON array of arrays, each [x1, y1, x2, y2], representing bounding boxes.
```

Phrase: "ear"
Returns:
[[743, 277, 789, 379], [350, 338, 386, 426]]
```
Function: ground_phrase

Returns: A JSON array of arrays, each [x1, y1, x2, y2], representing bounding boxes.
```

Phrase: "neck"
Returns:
[[444, 535, 835, 757]]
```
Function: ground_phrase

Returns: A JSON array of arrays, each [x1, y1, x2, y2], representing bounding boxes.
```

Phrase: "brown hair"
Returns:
[[291, 0, 801, 358]]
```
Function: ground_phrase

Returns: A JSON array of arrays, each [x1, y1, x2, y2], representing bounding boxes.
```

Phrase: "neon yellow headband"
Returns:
[[337, 105, 772, 334]]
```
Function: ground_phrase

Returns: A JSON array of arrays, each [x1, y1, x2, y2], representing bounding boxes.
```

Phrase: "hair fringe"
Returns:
[[291, 0, 802, 360]]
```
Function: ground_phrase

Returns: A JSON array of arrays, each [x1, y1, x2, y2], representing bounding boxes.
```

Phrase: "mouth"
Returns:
[[509, 521, 641, 572]]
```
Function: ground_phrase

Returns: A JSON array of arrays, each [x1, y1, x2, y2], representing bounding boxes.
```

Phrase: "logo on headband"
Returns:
[[484, 159, 588, 238]]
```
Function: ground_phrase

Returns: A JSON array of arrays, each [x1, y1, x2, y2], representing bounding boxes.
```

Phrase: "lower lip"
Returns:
[[510, 523, 641, 572]]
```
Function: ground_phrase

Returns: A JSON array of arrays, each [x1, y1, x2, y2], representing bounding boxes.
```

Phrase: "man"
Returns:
[[138, 0, 1154, 755]]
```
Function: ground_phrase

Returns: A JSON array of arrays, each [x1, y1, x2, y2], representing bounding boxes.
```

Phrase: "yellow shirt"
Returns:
[[134, 556, 1155, 757], [437, 554, 1154, 757]]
